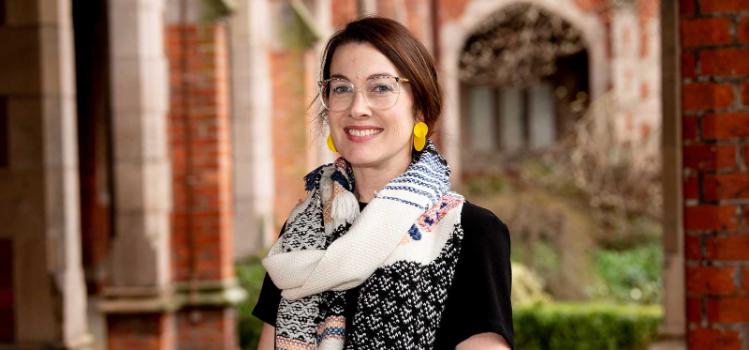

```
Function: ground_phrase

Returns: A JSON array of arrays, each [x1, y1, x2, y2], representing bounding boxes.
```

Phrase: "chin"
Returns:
[[341, 151, 379, 167]]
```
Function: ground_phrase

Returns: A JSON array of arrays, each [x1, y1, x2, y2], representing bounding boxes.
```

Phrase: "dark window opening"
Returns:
[[0, 97, 7, 168], [0, 0, 6, 27], [72, 0, 114, 294], [0, 238, 14, 342]]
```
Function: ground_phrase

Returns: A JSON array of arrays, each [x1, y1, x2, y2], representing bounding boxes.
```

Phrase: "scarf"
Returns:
[[262, 142, 466, 350]]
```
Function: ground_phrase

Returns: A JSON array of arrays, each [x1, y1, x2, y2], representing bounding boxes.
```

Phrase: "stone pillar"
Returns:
[[265, 0, 328, 230], [100, 0, 175, 349], [0, 0, 91, 348], [165, 0, 245, 349], [651, 1, 684, 349], [680, 1, 749, 349], [229, 0, 276, 255], [308, 0, 335, 172]]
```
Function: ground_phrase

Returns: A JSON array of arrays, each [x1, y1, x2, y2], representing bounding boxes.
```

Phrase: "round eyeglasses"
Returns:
[[318, 75, 410, 112]]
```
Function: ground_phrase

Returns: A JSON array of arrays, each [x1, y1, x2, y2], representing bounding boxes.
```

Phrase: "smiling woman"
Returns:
[[252, 17, 514, 350]]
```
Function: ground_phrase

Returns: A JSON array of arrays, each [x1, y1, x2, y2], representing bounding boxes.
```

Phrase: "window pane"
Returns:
[[468, 86, 496, 152], [499, 87, 523, 151], [529, 83, 556, 149]]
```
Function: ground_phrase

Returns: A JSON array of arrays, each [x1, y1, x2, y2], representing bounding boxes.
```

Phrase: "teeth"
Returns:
[[347, 129, 382, 137]]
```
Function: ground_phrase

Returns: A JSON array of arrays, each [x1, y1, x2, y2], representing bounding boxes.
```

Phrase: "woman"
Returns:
[[253, 17, 513, 350]]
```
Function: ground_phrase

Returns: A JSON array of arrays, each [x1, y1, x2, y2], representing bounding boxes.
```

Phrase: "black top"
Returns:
[[252, 200, 514, 349]]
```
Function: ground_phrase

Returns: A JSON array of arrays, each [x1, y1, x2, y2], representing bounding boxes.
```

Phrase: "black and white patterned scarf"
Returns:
[[262, 142, 466, 349]]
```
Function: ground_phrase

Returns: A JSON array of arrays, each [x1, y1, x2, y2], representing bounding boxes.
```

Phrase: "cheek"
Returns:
[[384, 115, 414, 142], [327, 113, 345, 131]]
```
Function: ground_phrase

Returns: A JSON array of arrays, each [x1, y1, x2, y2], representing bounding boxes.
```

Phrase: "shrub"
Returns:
[[514, 302, 662, 350], [591, 243, 662, 304], [235, 256, 268, 350]]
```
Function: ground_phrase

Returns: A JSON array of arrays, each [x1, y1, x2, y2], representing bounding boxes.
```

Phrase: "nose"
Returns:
[[349, 89, 371, 119]]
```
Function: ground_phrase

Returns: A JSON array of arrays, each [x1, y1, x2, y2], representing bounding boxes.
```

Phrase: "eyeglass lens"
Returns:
[[322, 76, 401, 111]]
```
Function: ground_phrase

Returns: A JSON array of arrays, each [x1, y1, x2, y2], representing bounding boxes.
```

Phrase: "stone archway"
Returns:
[[439, 0, 608, 180]]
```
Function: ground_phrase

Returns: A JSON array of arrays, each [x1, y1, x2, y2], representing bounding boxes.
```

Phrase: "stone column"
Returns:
[[100, 0, 175, 349], [650, 1, 684, 349], [0, 0, 91, 348], [229, 0, 276, 255]]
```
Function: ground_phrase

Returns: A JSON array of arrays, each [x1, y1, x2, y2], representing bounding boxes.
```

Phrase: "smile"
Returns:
[[346, 128, 383, 137], [344, 127, 383, 142]]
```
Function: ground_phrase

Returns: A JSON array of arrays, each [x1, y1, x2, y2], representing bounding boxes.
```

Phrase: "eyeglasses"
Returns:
[[318, 75, 410, 112]]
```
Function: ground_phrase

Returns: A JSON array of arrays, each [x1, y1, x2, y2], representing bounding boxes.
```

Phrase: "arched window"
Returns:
[[459, 3, 590, 170]]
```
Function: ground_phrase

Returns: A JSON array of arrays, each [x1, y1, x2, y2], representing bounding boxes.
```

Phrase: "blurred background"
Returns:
[[1, 0, 747, 349]]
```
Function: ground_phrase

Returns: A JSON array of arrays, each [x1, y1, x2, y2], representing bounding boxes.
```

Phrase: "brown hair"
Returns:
[[317, 17, 442, 138]]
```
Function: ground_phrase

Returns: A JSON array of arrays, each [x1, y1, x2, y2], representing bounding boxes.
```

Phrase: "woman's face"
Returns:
[[326, 42, 416, 170]]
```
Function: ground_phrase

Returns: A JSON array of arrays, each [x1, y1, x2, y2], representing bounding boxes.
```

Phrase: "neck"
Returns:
[[351, 152, 412, 203]]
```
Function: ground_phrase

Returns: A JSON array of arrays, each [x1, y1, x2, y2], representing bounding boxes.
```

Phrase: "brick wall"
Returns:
[[270, 50, 312, 229], [167, 23, 234, 283], [108, 314, 174, 350], [331, 0, 358, 29], [165, 19, 237, 350], [176, 308, 236, 350], [681, 0, 749, 348]]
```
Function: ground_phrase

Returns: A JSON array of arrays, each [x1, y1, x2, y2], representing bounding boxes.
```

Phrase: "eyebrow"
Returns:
[[329, 72, 397, 80]]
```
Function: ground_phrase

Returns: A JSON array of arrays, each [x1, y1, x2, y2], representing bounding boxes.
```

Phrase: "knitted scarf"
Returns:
[[262, 142, 466, 350]]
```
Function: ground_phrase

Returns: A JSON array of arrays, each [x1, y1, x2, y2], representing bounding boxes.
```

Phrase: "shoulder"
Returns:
[[460, 200, 510, 244]]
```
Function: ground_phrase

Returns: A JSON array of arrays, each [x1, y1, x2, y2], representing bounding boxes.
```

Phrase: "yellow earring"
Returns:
[[413, 122, 428, 151], [327, 134, 337, 153]]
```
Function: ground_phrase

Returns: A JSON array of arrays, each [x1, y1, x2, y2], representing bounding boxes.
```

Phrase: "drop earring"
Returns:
[[327, 134, 337, 153], [413, 122, 428, 151]]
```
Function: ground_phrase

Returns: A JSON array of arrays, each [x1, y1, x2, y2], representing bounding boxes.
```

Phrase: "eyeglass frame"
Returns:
[[317, 74, 411, 112]]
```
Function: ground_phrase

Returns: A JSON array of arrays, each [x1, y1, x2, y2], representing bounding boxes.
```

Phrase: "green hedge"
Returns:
[[236, 256, 267, 350], [514, 302, 662, 350]]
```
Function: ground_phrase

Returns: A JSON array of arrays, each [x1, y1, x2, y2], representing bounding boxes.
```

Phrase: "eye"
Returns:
[[331, 84, 353, 94], [370, 83, 394, 94]]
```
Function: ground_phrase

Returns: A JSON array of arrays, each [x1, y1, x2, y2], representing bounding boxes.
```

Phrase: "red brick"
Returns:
[[742, 83, 749, 106], [705, 234, 749, 260], [331, 0, 358, 28], [683, 116, 697, 141], [700, 0, 749, 12], [684, 205, 738, 231], [706, 297, 749, 322], [176, 309, 236, 349], [744, 268, 749, 292], [682, 52, 697, 78], [108, 314, 173, 350], [745, 144, 749, 167], [439, 0, 470, 22], [687, 327, 741, 350], [701, 49, 749, 77], [682, 83, 735, 111], [687, 266, 737, 294], [167, 22, 235, 283], [703, 173, 749, 200], [687, 297, 702, 323], [683, 144, 736, 170], [739, 18, 749, 44], [703, 113, 749, 139], [685, 176, 700, 200], [680, 17, 733, 48], [686, 235, 702, 259], [680, 0, 697, 16], [717, 145, 737, 169]]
